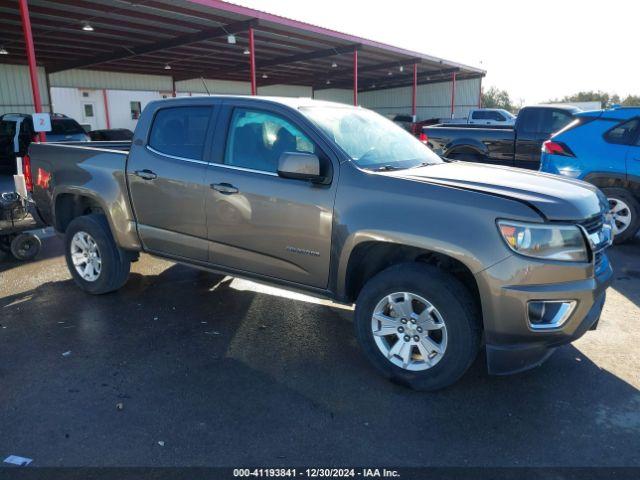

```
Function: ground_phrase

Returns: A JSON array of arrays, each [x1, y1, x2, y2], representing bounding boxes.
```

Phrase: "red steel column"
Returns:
[[248, 27, 257, 95], [102, 89, 111, 129], [450, 72, 457, 119], [19, 0, 46, 142], [412, 63, 418, 118], [353, 49, 358, 106]]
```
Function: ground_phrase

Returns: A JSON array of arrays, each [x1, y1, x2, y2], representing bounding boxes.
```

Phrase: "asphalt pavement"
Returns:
[[0, 225, 639, 467]]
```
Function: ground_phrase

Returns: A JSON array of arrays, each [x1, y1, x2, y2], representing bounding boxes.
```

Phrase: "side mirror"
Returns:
[[277, 152, 324, 182]]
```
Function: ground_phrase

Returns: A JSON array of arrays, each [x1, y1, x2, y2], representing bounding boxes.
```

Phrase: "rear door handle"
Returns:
[[210, 182, 239, 194], [134, 169, 157, 180]]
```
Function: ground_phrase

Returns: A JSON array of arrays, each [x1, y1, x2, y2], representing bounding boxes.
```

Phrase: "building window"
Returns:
[[130, 101, 142, 120], [83, 104, 94, 118], [82, 91, 90, 98]]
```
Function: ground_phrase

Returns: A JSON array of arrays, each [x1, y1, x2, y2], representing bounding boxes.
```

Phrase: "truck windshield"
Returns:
[[300, 106, 442, 170]]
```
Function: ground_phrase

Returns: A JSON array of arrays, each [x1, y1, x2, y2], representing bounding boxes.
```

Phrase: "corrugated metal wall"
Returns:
[[359, 78, 481, 120], [175, 78, 311, 97], [0, 64, 50, 115], [2, 63, 481, 124], [313, 88, 353, 104], [310, 79, 481, 121], [50, 69, 173, 92]]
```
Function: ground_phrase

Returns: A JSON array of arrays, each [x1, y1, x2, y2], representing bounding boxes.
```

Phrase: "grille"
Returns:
[[594, 251, 606, 272], [579, 214, 604, 235]]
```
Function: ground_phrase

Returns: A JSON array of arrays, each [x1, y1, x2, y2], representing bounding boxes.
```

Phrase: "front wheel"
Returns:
[[602, 187, 640, 244], [354, 263, 481, 391], [65, 214, 131, 294]]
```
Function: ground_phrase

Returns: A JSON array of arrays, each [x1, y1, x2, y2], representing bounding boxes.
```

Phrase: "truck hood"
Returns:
[[387, 161, 604, 221]]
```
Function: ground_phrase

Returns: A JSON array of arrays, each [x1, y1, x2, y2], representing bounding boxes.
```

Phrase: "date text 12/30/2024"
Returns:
[[233, 469, 401, 478]]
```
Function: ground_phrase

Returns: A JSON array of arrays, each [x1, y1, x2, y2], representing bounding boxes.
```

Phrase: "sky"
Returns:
[[231, 0, 638, 104]]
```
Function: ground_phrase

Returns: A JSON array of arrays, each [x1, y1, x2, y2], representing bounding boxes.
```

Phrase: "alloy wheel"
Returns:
[[70, 231, 102, 282], [608, 197, 632, 236], [371, 292, 448, 371]]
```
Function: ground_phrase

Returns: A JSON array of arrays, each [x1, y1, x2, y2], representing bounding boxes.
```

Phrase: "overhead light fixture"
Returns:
[[387, 71, 392, 76], [227, 34, 236, 44], [371, 83, 376, 88], [0, 46, 8, 55], [82, 22, 94, 32], [326, 80, 331, 85], [243, 48, 250, 55], [164, 64, 172, 70], [261, 73, 268, 79], [399, 65, 404, 73], [331, 61, 337, 68]]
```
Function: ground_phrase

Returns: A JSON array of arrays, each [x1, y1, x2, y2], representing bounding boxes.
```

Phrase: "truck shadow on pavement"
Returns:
[[1, 258, 639, 466]]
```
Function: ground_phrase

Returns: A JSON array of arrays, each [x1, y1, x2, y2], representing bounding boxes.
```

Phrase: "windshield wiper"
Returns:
[[371, 164, 404, 172]]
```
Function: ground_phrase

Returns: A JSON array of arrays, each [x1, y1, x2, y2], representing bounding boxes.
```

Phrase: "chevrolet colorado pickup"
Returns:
[[424, 105, 579, 170], [27, 96, 613, 391]]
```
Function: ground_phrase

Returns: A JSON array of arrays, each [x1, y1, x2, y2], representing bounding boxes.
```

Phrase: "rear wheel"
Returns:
[[354, 263, 481, 391], [602, 187, 640, 244], [65, 214, 131, 294]]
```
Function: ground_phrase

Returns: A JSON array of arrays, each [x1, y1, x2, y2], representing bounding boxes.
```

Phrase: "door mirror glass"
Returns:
[[277, 152, 323, 182]]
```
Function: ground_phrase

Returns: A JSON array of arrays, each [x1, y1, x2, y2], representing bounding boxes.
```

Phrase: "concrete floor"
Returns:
[[1, 228, 639, 467]]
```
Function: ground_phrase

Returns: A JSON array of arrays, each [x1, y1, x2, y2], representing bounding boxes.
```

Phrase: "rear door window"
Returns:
[[605, 119, 639, 145], [471, 111, 487, 120], [148, 106, 212, 161]]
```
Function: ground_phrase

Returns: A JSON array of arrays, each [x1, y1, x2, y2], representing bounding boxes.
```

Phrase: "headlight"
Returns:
[[497, 220, 588, 262]]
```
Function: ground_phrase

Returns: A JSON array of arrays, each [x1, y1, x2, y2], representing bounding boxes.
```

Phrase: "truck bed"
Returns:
[[28, 141, 132, 232]]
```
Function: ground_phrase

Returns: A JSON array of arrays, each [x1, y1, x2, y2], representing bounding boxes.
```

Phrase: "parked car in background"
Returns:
[[467, 108, 516, 126], [540, 106, 640, 243], [0, 113, 89, 173], [424, 105, 580, 170], [390, 114, 415, 132], [27, 96, 612, 391], [88, 128, 134, 141]]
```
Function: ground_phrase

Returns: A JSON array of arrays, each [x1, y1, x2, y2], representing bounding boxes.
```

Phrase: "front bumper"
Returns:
[[475, 251, 613, 375]]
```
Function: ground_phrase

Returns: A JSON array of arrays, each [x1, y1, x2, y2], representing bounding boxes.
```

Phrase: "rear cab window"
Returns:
[[148, 106, 212, 160], [51, 119, 85, 135]]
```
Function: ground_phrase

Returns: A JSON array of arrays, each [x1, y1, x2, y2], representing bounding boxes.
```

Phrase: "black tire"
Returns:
[[602, 187, 640, 244], [354, 263, 481, 391], [10, 233, 41, 261], [65, 214, 131, 294]]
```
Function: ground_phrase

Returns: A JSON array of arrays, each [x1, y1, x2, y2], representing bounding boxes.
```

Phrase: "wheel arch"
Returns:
[[337, 235, 483, 325]]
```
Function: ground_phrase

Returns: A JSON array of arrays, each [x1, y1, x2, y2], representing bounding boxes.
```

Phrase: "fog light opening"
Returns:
[[527, 300, 577, 330]]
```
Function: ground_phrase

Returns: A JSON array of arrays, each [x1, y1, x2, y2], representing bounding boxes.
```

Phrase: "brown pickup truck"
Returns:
[[26, 96, 613, 390]]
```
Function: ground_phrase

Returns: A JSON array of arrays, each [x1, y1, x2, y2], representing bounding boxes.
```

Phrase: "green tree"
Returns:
[[622, 95, 640, 106], [481, 86, 514, 112], [551, 91, 620, 109]]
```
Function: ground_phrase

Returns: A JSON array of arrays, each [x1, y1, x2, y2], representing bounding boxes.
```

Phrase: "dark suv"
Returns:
[[0, 113, 89, 173]]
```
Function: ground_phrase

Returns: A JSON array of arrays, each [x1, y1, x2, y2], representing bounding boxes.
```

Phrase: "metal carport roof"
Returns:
[[0, 0, 485, 93]]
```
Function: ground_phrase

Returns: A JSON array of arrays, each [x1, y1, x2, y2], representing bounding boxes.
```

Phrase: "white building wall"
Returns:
[[105, 90, 164, 132]]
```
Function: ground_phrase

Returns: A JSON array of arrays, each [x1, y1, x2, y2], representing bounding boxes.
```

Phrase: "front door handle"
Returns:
[[211, 182, 239, 194], [134, 169, 157, 180]]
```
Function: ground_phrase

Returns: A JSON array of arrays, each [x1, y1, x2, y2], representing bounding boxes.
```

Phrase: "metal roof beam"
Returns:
[[48, 18, 258, 73], [174, 43, 359, 81]]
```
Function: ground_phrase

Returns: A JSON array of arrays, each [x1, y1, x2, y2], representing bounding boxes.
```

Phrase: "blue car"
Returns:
[[540, 106, 640, 243]]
